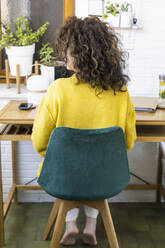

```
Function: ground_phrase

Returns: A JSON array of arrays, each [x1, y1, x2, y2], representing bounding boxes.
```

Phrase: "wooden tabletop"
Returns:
[[135, 109, 165, 125], [0, 100, 38, 124], [1, 100, 165, 142], [1, 100, 165, 125]]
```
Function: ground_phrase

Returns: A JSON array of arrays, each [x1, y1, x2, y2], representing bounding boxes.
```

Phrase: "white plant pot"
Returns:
[[5, 44, 35, 76], [40, 65, 55, 84], [107, 14, 120, 27], [120, 12, 132, 28], [27, 75, 49, 105]]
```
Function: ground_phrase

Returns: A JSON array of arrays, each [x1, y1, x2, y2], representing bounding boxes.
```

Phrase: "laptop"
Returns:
[[131, 96, 158, 112]]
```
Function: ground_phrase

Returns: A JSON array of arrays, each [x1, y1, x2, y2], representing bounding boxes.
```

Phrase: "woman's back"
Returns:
[[54, 74, 131, 131], [32, 74, 136, 161], [32, 16, 136, 176]]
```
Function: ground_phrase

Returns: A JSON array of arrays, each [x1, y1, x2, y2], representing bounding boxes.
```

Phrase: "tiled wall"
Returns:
[[76, 0, 165, 97], [1, 0, 165, 202], [127, 0, 165, 97]]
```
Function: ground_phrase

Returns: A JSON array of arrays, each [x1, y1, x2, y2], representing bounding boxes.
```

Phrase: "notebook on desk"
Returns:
[[131, 96, 158, 112]]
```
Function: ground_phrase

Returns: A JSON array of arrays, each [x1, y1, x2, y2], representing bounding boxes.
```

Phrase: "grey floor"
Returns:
[[4, 202, 165, 248]]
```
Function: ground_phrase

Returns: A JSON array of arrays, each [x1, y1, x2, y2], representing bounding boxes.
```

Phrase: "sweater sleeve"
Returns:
[[125, 93, 137, 150], [31, 82, 59, 157]]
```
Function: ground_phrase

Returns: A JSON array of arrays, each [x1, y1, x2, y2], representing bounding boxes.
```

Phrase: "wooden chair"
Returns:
[[38, 126, 130, 248]]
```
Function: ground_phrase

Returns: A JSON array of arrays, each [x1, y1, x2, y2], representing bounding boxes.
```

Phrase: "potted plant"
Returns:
[[0, 15, 49, 76], [39, 42, 73, 84], [39, 42, 61, 84], [120, 2, 132, 28], [102, 1, 120, 27]]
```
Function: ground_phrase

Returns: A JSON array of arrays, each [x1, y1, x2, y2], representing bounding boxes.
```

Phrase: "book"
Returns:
[[131, 96, 158, 112]]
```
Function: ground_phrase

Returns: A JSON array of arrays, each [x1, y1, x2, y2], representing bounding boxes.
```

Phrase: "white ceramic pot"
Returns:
[[107, 14, 120, 27], [27, 75, 49, 105], [5, 44, 35, 76], [40, 65, 55, 84], [120, 12, 132, 28]]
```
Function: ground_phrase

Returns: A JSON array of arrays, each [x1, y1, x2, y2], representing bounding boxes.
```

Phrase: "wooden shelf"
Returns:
[[113, 27, 142, 30], [136, 125, 165, 142], [0, 124, 32, 141]]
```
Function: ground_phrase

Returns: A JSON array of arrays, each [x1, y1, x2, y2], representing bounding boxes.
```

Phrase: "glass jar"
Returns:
[[158, 74, 165, 108]]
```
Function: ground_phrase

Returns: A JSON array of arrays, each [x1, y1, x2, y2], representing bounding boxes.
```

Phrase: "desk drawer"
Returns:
[[136, 125, 165, 142], [0, 124, 32, 141]]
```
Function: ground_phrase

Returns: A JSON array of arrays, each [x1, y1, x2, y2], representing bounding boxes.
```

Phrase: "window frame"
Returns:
[[63, 0, 75, 23]]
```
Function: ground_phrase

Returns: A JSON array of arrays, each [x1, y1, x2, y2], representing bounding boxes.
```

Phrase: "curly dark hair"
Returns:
[[55, 16, 129, 93]]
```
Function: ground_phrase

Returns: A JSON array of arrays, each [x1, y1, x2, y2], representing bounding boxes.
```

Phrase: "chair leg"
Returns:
[[46, 199, 119, 248], [99, 200, 119, 248], [50, 200, 80, 248], [82, 200, 119, 248], [43, 198, 60, 240]]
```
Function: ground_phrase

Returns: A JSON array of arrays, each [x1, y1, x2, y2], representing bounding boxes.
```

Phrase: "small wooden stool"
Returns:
[[5, 60, 39, 94]]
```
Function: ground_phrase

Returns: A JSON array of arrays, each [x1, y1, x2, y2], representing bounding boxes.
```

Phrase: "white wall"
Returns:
[[76, 0, 164, 97], [1, 0, 165, 202]]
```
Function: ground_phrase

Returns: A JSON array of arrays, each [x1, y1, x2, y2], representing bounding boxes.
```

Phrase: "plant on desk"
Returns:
[[39, 42, 58, 67], [26, 42, 73, 106], [0, 15, 49, 76], [38, 42, 73, 84], [159, 90, 165, 99]]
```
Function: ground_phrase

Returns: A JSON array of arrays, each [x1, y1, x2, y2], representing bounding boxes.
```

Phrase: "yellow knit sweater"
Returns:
[[32, 74, 137, 176]]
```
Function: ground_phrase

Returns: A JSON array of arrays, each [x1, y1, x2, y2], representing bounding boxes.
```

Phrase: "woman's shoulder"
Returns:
[[45, 74, 76, 102], [121, 85, 127, 91], [50, 73, 76, 89], [114, 86, 133, 105], [115, 85, 128, 97]]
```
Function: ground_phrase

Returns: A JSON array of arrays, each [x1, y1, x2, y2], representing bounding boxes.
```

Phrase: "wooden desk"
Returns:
[[0, 100, 165, 246], [0, 101, 40, 246], [0, 100, 38, 125]]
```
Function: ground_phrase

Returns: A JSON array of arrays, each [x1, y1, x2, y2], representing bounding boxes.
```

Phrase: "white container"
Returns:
[[40, 65, 55, 84], [27, 75, 49, 105], [120, 12, 132, 28], [5, 44, 35, 76], [107, 14, 120, 27]]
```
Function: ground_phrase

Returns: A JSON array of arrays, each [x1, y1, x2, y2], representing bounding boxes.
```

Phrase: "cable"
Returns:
[[130, 172, 151, 185], [25, 177, 37, 185]]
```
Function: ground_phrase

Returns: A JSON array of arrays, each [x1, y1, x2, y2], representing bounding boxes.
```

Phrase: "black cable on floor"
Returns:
[[25, 177, 37, 185], [130, 172, 151, 185]]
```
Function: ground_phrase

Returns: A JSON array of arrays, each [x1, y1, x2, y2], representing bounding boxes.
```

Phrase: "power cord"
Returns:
[[130, 172, 151, 185], [25, 177, 37, 185]]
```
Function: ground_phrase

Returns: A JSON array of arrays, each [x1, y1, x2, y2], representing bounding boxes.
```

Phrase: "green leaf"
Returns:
[[0, 15, 49, 48]]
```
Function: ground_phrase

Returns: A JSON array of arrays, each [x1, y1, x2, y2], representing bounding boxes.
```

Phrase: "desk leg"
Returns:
[[156, 143, 163, 203], [0, 142, 5, 246], [12, 141, 18, 204]]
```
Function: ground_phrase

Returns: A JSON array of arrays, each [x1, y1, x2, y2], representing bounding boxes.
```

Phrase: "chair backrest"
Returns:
[[38, 126, 130, 201]]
